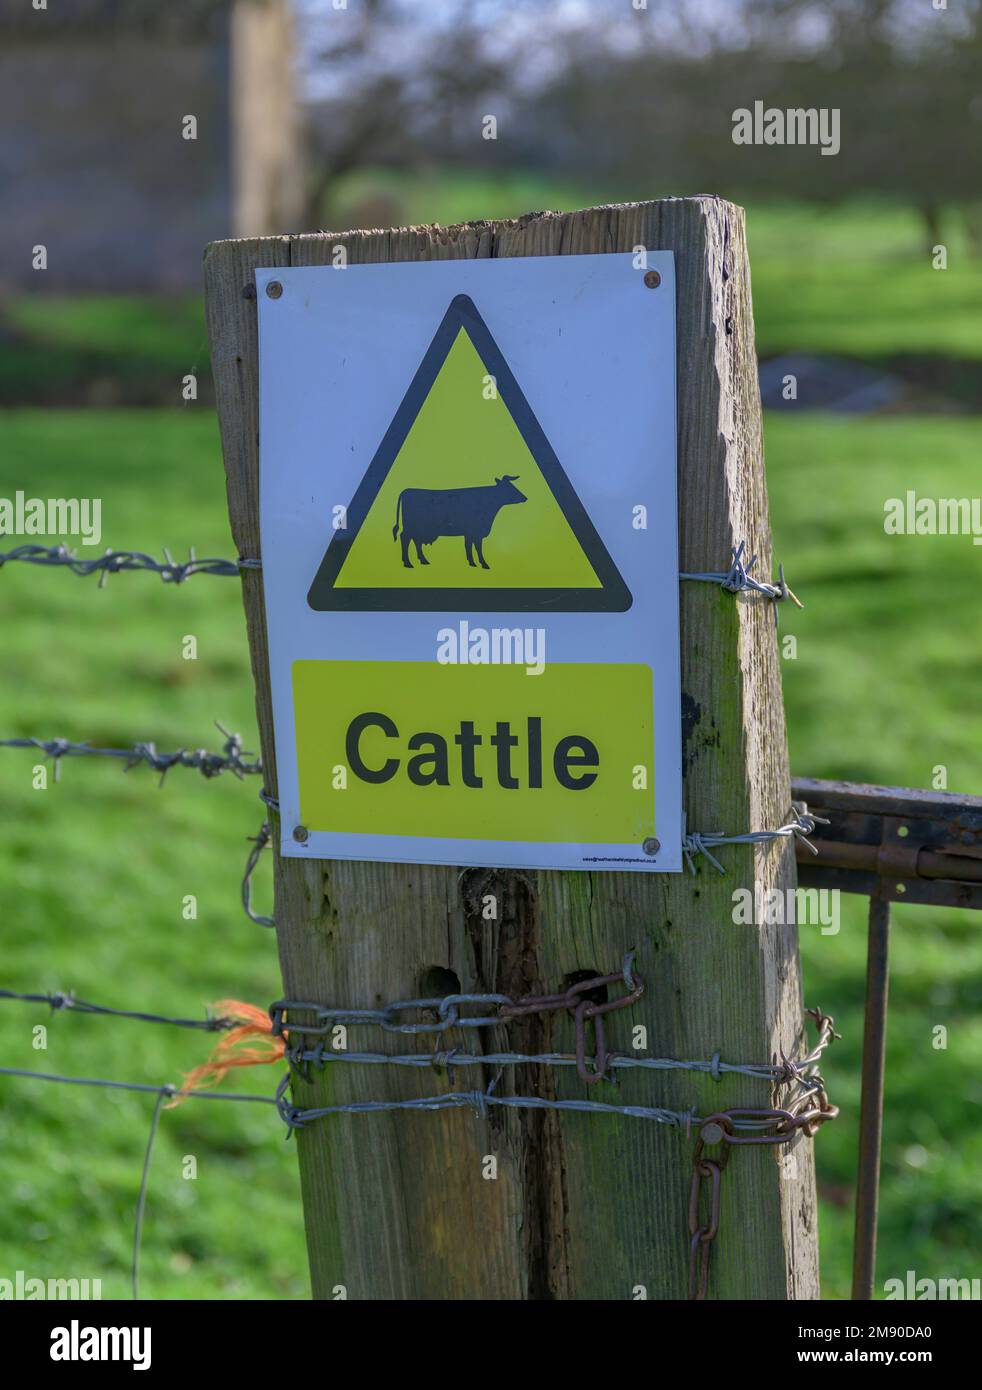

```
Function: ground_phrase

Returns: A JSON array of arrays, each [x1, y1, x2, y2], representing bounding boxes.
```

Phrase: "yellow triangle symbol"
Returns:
[[308, 295, 631, 613], [336, 328, 601, 589]]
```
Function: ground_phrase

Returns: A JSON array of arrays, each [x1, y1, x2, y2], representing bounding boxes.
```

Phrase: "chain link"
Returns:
[[273, 955, 645, 1086], [687, 1011, 840, 1300], [498, 963, 646, 1083]]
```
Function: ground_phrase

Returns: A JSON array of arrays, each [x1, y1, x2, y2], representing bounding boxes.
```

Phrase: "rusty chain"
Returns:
[[1, 958, 836, 1298], [497, 962, 645, 1083], [273, 955, 645, 1086], [688, 1008, 840, 1299], [276, 991, 839, 1298]]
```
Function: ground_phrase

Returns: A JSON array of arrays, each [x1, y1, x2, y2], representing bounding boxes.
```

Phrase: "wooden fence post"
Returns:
[[204, 197, 819, 1300]]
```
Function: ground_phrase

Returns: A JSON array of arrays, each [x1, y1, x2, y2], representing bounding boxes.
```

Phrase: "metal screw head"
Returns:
[[292, 824, 309, 843], [242, 283, 257, 300], [700, 1121, 725, 1145], [642, 837, 660, 856], [265, 280, 284, 300], [643, 270, 661, 289]]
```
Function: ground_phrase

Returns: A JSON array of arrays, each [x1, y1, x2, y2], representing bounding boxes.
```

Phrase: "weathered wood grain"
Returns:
[[204, 198, 819, 1300]]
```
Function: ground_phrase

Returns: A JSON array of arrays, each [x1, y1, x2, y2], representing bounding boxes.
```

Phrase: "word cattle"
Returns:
[[345, 712, 598, 791]]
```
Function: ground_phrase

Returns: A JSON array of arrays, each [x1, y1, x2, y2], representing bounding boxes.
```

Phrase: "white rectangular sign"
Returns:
[[258, 251, 681, 871]]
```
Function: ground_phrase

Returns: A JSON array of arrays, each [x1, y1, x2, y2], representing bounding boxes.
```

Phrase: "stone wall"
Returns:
[[0, 1, 304, 292]]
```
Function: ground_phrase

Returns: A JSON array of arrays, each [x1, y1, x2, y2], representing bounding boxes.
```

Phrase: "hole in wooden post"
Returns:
[[564, 968, 607, 1010], [419, 965, 461, 999]]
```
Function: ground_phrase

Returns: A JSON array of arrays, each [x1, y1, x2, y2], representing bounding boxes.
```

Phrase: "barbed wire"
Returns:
[[682, 806, 827, 874], [0, 976, 836, 1098], [680, 541, 802, 608], [0, 722, 262, 782], [247, 797, 827, 903], [275, 1072, 837, 1140], [3, 541, 796, 610], [243, 822, 275, 927], [0, 543, 261, 586], [276, 1076, 698, 1130], [283, 1037, 830, 1089], [0, 982, 838, 1298], [0, 988, 235, 1032], [0, 1065, 276, 1104], [0, 1066, 277, 1299], [241, 791, 281, 928], [276, 989, 836, 1101]]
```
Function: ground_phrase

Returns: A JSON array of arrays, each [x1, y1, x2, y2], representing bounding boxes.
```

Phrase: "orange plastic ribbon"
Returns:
[[166, 1000, 284, 1107]]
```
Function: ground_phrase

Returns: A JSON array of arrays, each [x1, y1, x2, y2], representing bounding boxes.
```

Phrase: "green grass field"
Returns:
[[0, 410, 305, 1299], [1, 193, 980, 1300]]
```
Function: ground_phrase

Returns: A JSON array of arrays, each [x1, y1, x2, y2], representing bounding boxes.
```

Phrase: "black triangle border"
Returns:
[[306, 293, 633, 613]]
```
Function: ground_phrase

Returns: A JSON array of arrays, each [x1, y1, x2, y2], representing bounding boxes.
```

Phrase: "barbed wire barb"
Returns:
[[0, 988, 235, 1032], [243, 821, 275, 928], [682, 805, 829, 874], [680, 540, 802, 618], [0, 723, 262, 781], [0, 543, 261, 585]]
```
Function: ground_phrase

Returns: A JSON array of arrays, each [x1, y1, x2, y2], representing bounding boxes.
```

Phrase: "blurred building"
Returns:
[[0, 0, 304, 291]]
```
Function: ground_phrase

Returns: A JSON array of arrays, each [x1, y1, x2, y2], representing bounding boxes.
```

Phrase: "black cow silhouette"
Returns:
[[392, 475, 527, 570]]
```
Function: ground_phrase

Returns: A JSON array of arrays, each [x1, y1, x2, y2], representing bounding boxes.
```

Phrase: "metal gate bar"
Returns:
[[791, 777, 982, 1300], [853, 895, 890, 1300]]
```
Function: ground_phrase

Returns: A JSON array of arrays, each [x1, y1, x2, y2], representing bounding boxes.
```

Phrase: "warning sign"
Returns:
[[293, 660, 653, 844], [308, 295, 631, 612], [258, 252, 681, 872]]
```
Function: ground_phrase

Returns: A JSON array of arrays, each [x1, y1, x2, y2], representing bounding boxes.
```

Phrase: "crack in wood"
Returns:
[[459, 868, 571, 1298]]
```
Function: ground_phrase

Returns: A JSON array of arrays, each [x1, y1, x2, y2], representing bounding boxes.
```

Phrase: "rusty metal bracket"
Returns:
[[791, 776, 982, 908]]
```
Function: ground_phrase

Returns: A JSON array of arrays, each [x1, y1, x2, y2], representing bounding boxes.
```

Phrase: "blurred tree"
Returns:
[[299, 0, 516, 227], [520, 0, 982, 251], [295, 0, 981, 248]]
